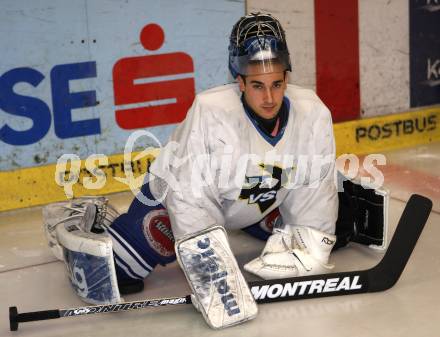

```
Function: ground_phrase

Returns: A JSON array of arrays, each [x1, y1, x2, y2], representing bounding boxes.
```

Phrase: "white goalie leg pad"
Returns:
[[244, 226, 336, 280], [42, 197, 119, 261], [175, 226, 258, 329], [42, 201, 74, 261], [56, 219, 121, 305]]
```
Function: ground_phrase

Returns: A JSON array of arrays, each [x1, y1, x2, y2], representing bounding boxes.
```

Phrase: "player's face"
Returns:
[[238, 64, 287, 119]]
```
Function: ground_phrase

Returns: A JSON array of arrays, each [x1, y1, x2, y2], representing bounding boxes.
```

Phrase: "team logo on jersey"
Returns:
[[142, 209, 175, 258], [239, 164, 294, 213]]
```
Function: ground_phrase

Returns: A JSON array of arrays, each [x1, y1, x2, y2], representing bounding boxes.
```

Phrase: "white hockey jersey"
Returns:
[[149, 83, 338, 239]]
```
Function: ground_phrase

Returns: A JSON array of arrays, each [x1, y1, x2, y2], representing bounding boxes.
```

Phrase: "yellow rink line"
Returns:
[[1, 106, 439, 212]]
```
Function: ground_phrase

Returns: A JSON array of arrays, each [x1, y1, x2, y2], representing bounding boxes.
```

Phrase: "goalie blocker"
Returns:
[[335, 176, 389, 251]]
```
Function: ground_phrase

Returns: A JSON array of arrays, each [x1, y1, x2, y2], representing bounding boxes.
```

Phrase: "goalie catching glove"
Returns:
[[175, 226, 258, 329], [244, 226, 336, 280]]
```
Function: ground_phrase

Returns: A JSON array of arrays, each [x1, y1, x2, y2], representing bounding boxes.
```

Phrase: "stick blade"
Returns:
[[369, 194, 432, 291]]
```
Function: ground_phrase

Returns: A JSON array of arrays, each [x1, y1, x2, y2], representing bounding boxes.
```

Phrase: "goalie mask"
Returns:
[[228, 13, 292, 78]]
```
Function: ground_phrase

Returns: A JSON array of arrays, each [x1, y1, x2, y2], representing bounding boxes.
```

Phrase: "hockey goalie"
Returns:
[[42, 13, 388, 329]]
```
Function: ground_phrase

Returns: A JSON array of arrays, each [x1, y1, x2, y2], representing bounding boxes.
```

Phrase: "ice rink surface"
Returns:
[[1, 143, 439, 337]]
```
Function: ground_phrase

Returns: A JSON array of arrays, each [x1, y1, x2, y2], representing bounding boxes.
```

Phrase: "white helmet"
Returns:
[[228, 13, 292, 78]]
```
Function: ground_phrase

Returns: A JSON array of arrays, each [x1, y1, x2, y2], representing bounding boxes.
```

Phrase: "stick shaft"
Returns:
[[59, 295, 190, 317], [10, 295, 191, 330]]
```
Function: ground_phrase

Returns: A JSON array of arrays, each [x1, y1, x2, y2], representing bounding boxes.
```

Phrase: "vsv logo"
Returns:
[[0, 23, 196, 146], [239, 164, 294, 213], [248, 190, 277, 204]]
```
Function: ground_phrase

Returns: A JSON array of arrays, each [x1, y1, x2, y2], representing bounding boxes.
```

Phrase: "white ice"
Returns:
[[1, 143, 439, 337]]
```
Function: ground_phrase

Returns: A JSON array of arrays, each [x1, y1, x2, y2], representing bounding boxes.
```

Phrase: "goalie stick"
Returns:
[[9, 194, 432, 331]]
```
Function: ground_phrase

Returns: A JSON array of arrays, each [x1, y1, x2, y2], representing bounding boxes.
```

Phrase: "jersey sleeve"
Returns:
[[279, 103, 338, 234], [149, 96, 225, 239]]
